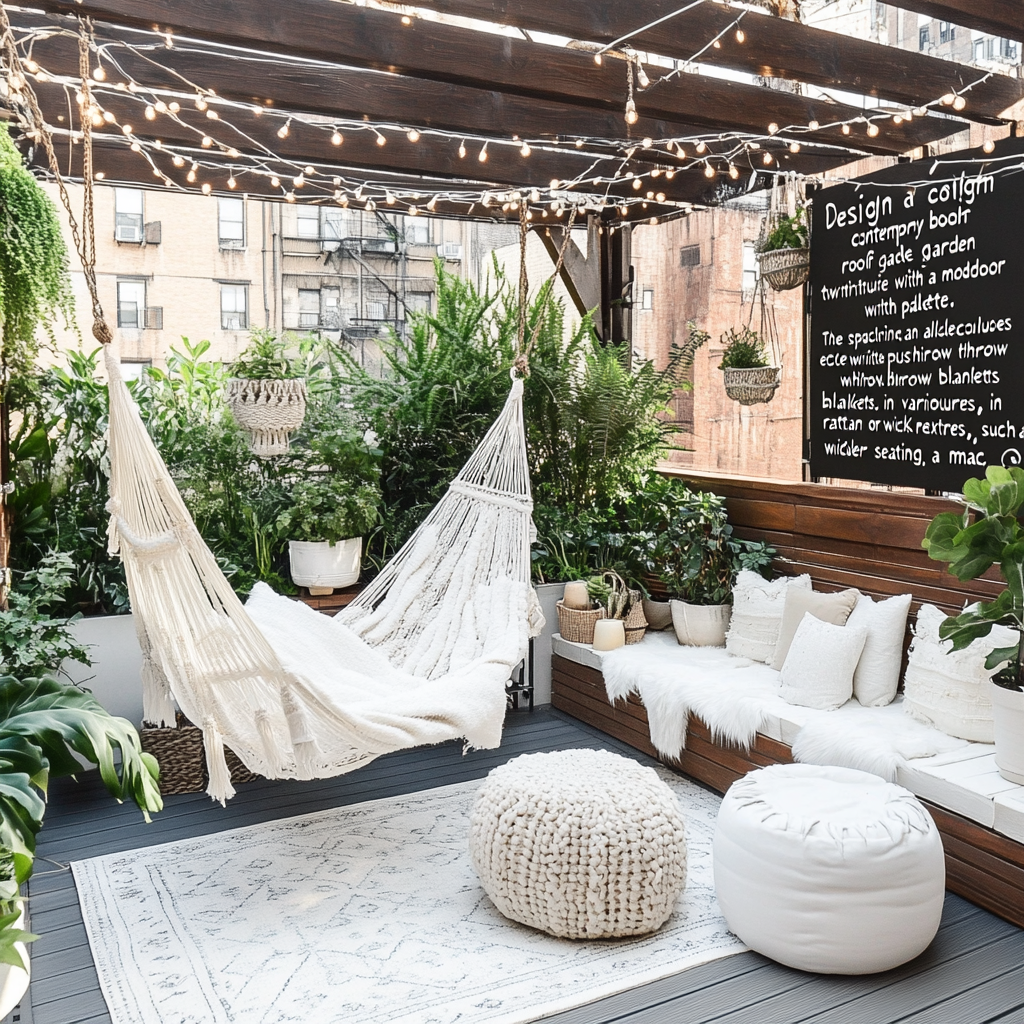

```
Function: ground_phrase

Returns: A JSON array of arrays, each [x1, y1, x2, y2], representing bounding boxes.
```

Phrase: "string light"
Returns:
[[331, 130, 343, 145], [401, 14, 412, 25], [808, 120, 819, 131], [206, 109, 219, 120], [636, 62, 649, 88], [953, 95, 966, 111], [121, 123, 133, 135], [728, 164, 739, 178], [735, 28, 745, 43], [172, 155, 185, 167], [270, 176, 281, 187], [285, 191, 296, 202], [866, 122, 880, 137], [842, 124, 851, 135], [767, 123, 779, 134], [594, 53, 602, 65], [227, 175, 237, 188], [624, 100, 638, 125], [385, 190, 395, 204], [168, 101, 180, 113], [201, 135, 213, 147], [406, 128, 420, 142], [762, 152, 773, 164], [983, 139, 996, 153], [642, 137, 653, 148], [195, 95, 208, 111], [427, 196, 438, 211], [458, 139, 467, 158], [788, 142, 800, 153], [520, 141, 531, 157], [712, 39, 721, 48], [186, 168, 197, 182], [293, 173, 304, 187], [375, 131, 386, 146], [91, 65, 106, 81], [632, 178, 642, 189], [102, 110, 115, 123], [704, 163, 715, 178], [144, 105, 156, 120], [304, 165, 315, 175], [575, 139, 584, 148], [478, 141, 488, 162], [695, 140, 706, 153], [201, 182, 212, 195], [277, 120, 290, 139]]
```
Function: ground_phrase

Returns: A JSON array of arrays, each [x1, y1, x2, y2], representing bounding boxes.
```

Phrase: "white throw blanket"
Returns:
[[602, 632, 965, 781]]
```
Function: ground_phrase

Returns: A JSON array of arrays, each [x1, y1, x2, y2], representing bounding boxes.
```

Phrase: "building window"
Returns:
[[321, 287, 341, 328], [119, 360, 152, 382], [218, 197, 245, 248], [1000, 38, 1017, 60], [298, 288, 320, 328], [322, 208, 346, 241], [296, 206, 319, 239], [919, 25, 930, 49], [116, 279, 145, 328], [938, 21, 954, 43], [640, 288, 654, 312], [114, 189, 144, 243], [742, 241, 759, 294], [366, 299, 387, 321], [679, 244, 701, 268], [405, 219, 430, 245], [221, 284, 248, 330], [406, 292, 432, 317]]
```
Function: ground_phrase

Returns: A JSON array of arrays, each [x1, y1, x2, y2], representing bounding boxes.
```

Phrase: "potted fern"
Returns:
[[225, 330, 306, 457], [719, 327, 781, 406], [922, 465, 1024, 784]]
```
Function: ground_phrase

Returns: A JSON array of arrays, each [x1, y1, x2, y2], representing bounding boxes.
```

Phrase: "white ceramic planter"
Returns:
[[990, 680, 1024, 785], [0, 907, 30, 1019], [642, 598, 673, 632], [532, 582, 565, 706], [289, 537, 363, 592], [63, 613, 144, 727], [670, 600, 732, 647]]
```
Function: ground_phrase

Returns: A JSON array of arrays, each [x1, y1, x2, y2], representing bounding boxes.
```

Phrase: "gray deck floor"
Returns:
[[21, 707, 1024, 1024]]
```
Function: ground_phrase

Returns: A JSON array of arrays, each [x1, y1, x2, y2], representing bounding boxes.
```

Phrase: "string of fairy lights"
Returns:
[[1, 0, 1017, 226]]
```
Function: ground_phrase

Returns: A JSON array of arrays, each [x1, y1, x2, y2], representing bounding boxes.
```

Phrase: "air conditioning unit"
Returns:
[[115, 224, 143, 243], [144, 221, 162, 245], [438, 242, 463, 261], [144, 307, 163, 330]]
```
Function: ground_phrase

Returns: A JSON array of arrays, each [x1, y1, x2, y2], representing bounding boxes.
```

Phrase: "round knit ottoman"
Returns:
[[469, 749, 688, 939], [713, 763, 945, 974]]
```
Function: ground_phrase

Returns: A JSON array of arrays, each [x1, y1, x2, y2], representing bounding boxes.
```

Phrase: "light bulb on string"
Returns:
[[458, 139, 467, 158], [277, 120, 290, 139], [632, 178, 642, 189], [478, 141, 488, 162], [206, 109, 219, 120], [695, 140, 706, 153], [172, 154, 185, 167], [893, 114, 903, 125], [186, 168, 197, 183], [651, 168, 660, 177], [201, 182, 212, 195], [293, 174, 304, 187], [656, 191, 666, 202], [121, 123, 133, 135], [788, 142, 800, 153], [530, 188, 540, 203], [407, 128, 420, 142], [154, 140, 162, 149], [953, 95, 966, 111], [841, 123, 851, 135], [92, 64, 106, 81], [201, 135, 213, 147], [155, 100, 167, 113], [735, 28, 745, 43], [649, 216, 658, 225], [304, 165, 314, 175], [768, 122, 779, 134], [762, 151, 773, 164], [983, 139, 996, 153], [375, 131, 387, 146], [575, 139, 584, 147], [168, 101, 180, 113], [145, 105, 156, 120], [637, 62, 649, 88], [675, 143, 685, 158], [409, 205, 418, 215], [195, 95, 207, 111], [940, 93, 954, 106], [646, 190, 654, 199], [427, 196, 438, 211], [665, 168, 675, 179], [594, 53, 602, 65], [713, 39, 721, 48], [130, 142, 141, 152], [728, 164, 739, 178], [227, 148, 239, 159], [285, 191, 296, 202], [331, 130, 343, 145], [619, 204, 628, 216], [866, 122, 879, 137], [808, 120, 819, 131], [102, 110, 115, 123], [366, 200, 376, 211], [385, 191, 395, 204], [624, 99, 638, 125], [227, 175, 237, 189], [642, 137, 653, 148], [271, 176, 281, 187], [704, 163, 715, 178]]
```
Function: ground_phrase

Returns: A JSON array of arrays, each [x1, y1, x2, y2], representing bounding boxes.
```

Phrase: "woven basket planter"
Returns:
[[624, 590, 648, 645], [556, 599, 606, 645], [723, 365, 782, 406], [225, 378, 307, 457], [141, 713, 258, 795], [757, 247, 810, 291]]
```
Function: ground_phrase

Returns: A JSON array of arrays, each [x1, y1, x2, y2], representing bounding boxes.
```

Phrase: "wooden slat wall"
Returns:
[[552, 654, 1024, 930]]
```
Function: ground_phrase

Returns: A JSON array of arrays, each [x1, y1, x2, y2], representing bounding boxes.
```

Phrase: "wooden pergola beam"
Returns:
[[21, 2, 965, 155], [891, 0, 1022, 43], [413, 0, 1024, 123]]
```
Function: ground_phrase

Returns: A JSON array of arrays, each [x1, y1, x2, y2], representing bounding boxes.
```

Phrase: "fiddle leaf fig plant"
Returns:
[[922, 465, 1024, 690]]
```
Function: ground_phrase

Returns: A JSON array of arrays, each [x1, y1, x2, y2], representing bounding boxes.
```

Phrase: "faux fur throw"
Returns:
[[602, 632, 965, 782]]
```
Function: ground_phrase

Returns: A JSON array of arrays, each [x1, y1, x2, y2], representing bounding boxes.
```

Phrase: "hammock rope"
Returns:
[[2, 14, 559, 803]]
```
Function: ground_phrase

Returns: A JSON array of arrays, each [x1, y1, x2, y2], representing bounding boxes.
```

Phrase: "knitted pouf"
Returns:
[[469, 749, 688, 939], [714, 763, 945, 974]]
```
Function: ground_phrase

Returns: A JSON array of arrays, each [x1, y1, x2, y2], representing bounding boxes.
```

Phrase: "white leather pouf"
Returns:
[[469, 749, 688, 939], [714, 763, 945, 974]]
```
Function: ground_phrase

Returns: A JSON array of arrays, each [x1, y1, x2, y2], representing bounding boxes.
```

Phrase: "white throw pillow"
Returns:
[[903, 603, 1017, 742], [770, 587, 861, 672], [779, 613, 867, 711], [726, 572, 812, 664], [847, 593, 913, 707]]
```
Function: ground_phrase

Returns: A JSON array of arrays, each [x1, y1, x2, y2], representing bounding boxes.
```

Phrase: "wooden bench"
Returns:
[[551, 474, 1024, 931]]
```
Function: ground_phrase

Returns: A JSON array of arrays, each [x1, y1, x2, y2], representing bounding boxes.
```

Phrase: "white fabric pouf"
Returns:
[[469, 749, 688, 939], [713, 763, 945, 974]]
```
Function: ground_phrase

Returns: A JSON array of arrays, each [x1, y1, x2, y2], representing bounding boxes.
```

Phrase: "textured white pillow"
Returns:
[[726, 572, 812, 664], [903, 603, 1017, 742], [847, 593, 913, 707], [779, 613, 867, 711]]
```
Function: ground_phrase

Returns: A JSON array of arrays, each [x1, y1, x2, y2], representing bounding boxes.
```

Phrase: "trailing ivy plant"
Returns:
[[0, 126, 75, 410]]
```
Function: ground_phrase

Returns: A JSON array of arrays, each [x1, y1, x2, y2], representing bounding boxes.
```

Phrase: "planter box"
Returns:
[[531, 582, 564, 706]]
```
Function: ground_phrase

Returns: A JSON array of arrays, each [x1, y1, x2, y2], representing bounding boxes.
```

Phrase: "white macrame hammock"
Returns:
[[104, 346, 542, 803]]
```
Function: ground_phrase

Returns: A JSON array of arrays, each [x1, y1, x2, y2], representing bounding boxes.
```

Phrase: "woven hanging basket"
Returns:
[[623, 590, 648, 645], [225, 377, 307, 457], [556, 599, 606, 645], [723, 365, 782, 406], [757, 247, 810, 291], [141, 713, 258, 795]]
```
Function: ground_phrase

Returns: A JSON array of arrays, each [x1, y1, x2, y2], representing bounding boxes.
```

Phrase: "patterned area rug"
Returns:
[[73, 769, 745, 1024]]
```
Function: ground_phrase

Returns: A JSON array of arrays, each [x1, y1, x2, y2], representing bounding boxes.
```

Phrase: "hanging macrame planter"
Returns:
[[723, 365, 782, 406], [756, 173, 810, 292], [225, 378, 307, 457]]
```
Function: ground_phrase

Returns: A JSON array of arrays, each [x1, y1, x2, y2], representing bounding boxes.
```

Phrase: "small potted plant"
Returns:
[[645, 488, 773, 647], [923, 465, 1024, 784], [225, 330, 307, 457], [586, 570, 647, 646], [719, 326, 781, 406], [756, 203, 809, 291]]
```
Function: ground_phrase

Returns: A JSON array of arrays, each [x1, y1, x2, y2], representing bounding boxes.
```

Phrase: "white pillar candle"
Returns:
[[563, 581, 591, 610], [592, 618, 625, 651]]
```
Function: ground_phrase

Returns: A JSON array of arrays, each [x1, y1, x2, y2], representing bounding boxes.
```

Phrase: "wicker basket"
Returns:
[[141, 713, 258, 795], [556, 599, 606, 645], [225, 377, 307, 457], [624, 590, 648, 645], [723, 366, 782, 406], [756, 247, 810, 291]]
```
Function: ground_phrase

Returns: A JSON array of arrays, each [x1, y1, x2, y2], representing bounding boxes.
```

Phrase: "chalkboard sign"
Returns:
[[809, 139, 1024, 491]]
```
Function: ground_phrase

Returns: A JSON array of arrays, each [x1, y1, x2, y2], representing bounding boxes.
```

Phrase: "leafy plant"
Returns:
[[0, 553, 90, 678], [718, 326, 769, 370], [0, 126, 75, 411], [229, 328, 303, 380], [922, 465, 1024, 691], [758, 208, 808, 253], [277, 475, 380, 544], [586, 570, 633, 619]]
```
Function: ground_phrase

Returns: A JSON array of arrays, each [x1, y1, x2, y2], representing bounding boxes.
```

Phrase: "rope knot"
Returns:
[[513, 354, 531, 378], [92, 318, 113, 345]]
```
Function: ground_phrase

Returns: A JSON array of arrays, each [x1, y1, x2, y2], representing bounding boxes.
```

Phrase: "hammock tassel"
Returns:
[[140, 657, 177, 728], [281, 685, 318, 780], [255, 709, 282, 775], [203, 717, 237, 805]]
